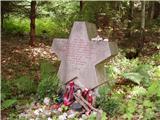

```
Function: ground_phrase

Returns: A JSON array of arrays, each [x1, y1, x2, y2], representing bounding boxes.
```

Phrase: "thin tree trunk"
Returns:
[[80, 0, 83, 12], [150, 2, 155, 20], [138, 1, 145, 53], [127, 1, 134, 37], [141, 1, 145, 30], [29, 1, 36, 46], [1, 12, 4, 31], [153, 2, 160, 19]]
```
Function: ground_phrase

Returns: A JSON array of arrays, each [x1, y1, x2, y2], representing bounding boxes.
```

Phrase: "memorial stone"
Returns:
[[51, 21, 118, 90]]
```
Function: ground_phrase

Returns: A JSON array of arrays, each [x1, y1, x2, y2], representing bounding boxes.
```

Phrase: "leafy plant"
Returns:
[[123, 100, 137, 120], [37, 73, 60, 99], [15, 76, 37, 95], [1, 99, 17, 110], [38, 61, 60, 99], [130, 86, 147, 97], [1, 80, 17, 111], [122, 72, 143, 85], [101, 112, 107, 120], [98, 86, 111, 96], [1, 80, 12, 101], [96, 96, 119, 116], [147, 80, 160, 97], [133, 64, 152, 86], [40, 60, 55, 79]]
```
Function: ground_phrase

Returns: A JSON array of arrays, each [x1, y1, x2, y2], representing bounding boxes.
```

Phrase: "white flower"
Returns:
[[43, 97, 50, 106], [63, 112, 67, 117], [58, 115, 67, 120], [34, 109, 40, 116]]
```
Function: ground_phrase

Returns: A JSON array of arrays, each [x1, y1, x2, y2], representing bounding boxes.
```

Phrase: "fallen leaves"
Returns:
[[1, 36, 58, 80]]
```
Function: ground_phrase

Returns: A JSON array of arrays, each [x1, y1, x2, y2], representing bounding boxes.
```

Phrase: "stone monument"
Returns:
[[51, 21, 118, 90]]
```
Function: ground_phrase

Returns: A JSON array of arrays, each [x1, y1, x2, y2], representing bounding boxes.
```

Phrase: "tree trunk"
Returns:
[[1, 12, 4, 31], [138, 1, 145, 53], [153, 2, 160, 19], [127, 1, 134, 37], [80, 0, 83, 12], [150, 2, 155, 20], [29, 1, 36, 46], [141, 1, 145, 34]]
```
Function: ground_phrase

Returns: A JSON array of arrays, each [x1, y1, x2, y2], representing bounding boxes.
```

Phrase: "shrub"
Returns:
[[37, 60, 60, 99], [96, 96, 119, 116], [37, 73, 59, 99], [15, 76, 37, 95], [4, 17, 30, 35], [1, 80, 17, 110], [96, 86, 119, 116], [1, 80, 12, 101], [3, 16, 69, 38]]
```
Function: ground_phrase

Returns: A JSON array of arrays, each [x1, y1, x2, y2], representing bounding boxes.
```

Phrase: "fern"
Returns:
[[131, 86, 147, 96], [134, 64, 151, 86], [122, 72, 143, 85]]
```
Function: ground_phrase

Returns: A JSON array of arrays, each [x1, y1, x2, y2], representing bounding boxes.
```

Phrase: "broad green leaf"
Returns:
[[2, 99, 17, 110], [122, 72, 143, 84]]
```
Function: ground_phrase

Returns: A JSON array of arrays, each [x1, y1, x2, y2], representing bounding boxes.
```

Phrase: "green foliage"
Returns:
[[106, 52, 141, 79], [37, 73, 60, 99], [8, 112, 21, 120], [142, 99, 156, 119], [130, 86, 147, 96], [36, 18, 69, 38], [96, 86, 122, 117], [3, 17, 69, 38], [1, 99, 17, 110], [122, 72, 143, 85], [96, 95, 119, 116], [4, 17, 30, 35], [37, 60, 60, 99], [98, 86, 111, 96], [107, 52, 158, 87], [1, 80, 12, 101], [147, 80, 160, 97], [133, 64, 152, 85], [15, 76, 37, 95], [88, 113, 96, 120], [104, 51, 160, 119], [40, 60, 55, 78], [152, 65, 160, 78], [101, 112, 107, 120], [123, 100, 137, 120], [3, 1, 80, 38]]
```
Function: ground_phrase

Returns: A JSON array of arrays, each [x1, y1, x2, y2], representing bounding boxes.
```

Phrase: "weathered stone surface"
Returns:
[[51, 21, 118, 89]]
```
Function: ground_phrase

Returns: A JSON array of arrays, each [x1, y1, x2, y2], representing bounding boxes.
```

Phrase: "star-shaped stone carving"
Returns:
[[51, 21, 118, 89]]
